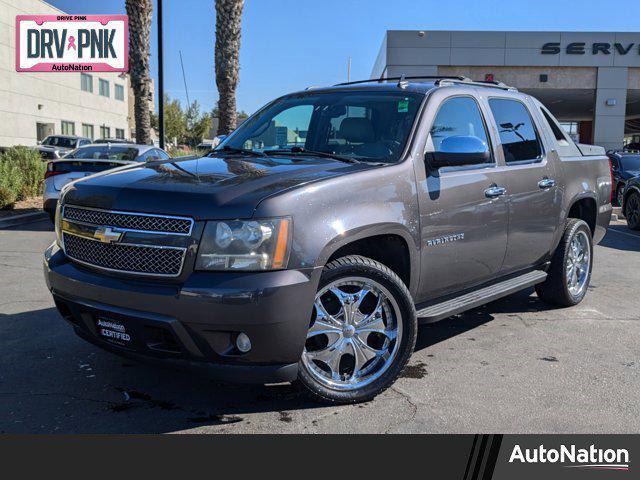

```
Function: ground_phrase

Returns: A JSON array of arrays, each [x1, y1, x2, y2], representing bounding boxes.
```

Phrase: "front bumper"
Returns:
[[44, 243, 321, 383]]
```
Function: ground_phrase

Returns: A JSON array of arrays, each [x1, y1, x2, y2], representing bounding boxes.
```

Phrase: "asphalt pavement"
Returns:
[[1, 219, 639, 433]]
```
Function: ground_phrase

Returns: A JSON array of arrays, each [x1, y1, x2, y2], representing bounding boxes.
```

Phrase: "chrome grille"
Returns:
[[64, 206, 193, 235], [63, 233, 185, 276]]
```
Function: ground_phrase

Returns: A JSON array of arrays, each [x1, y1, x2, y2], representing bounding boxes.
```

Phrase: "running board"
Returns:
[[416, 270, 547, 323]]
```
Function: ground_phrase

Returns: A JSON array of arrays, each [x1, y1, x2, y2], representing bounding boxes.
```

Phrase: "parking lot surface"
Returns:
[[1, 219, 639, 434]]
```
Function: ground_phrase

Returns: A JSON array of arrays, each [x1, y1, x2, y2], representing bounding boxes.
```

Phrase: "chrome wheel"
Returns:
[[301, 277, 402, 391], [566, 230, 591, 297]]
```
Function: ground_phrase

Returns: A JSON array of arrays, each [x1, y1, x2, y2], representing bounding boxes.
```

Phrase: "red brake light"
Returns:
[[44, 162, 69, 179]]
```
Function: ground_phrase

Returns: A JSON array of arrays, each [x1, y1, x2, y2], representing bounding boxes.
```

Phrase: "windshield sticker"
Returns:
[[398, 99, 409, 113]]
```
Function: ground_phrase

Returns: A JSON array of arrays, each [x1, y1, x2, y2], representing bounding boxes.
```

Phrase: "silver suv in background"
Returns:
[[43, 143, 170, 221], [36, 135, 91, 160]]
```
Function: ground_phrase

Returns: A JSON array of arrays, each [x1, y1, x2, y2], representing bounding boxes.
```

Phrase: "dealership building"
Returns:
[[372, 31, 640, 150], [0, 0, 130, 147]]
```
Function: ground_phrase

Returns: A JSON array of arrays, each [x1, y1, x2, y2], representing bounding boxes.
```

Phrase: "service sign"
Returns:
[[15, 15, 128, 72]]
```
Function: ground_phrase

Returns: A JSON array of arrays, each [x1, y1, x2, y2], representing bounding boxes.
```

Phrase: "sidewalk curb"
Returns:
[[0, 211, 49, 229]]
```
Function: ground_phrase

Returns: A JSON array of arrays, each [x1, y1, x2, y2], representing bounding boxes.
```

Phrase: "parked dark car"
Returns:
[[44, 77, 612, 403], [622, 174, 640, 230], [608, 151, 640, 206]]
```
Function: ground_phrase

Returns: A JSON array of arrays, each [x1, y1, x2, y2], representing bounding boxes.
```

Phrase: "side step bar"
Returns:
[[416, 270, 547, 323]]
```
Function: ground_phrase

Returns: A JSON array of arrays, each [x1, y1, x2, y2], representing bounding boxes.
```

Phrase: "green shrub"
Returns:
[[0, 146, 46, 208]]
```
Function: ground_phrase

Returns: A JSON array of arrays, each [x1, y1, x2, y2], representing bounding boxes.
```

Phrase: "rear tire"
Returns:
[[535, 219, 593, 307], [625, 191, 640, 230], [297, 255, 417, 404]]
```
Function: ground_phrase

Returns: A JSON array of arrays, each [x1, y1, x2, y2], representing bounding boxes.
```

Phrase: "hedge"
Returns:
[[0, 146, 46, 209]]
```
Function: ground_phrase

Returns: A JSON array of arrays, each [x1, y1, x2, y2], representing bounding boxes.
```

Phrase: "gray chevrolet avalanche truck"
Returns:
[[44, 77, 612, 403]]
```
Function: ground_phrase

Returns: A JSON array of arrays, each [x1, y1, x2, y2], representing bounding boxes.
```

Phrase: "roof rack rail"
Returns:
[[436, 78, 518, 91], [333, 76, 517, 91], [333, 76, 468, 87]]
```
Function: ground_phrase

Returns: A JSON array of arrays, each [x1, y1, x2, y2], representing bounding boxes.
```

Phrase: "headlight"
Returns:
[[196, 218, 291, 271]]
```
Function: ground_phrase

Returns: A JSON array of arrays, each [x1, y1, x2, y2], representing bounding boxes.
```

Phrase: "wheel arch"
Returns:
[[316, 224, 419, 296], [566, 194, 598, 236]]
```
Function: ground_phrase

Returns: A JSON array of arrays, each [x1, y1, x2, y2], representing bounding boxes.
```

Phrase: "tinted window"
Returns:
[[428, 96, 491, 165], [42, 136, 76, 149], [222, 91, 423, 163], [66, 146, 138, 161], [540, 108, 569, 145], [489, 99, 542, 163]]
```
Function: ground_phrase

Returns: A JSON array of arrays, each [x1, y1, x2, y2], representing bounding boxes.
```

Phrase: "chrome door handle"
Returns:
[[538, 178, 556, 189], [484, 186, 507, 198]]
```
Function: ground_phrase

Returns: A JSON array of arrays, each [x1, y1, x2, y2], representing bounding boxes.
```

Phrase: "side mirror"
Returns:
[[426, 135, 490, 169]]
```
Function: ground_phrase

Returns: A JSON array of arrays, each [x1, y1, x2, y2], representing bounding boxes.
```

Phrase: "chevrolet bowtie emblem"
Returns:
[[93, 227, 123, 244]]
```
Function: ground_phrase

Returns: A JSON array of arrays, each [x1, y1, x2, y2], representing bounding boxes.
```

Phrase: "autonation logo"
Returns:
[[509, 444, 630, 471]]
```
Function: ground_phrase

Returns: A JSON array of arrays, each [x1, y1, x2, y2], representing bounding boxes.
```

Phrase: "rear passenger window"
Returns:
[[489, 99, 542, 164], [540, 107, 570, 146], [427, 96, 492, 167]]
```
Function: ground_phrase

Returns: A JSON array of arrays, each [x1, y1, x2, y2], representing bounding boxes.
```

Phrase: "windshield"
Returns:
[[42, 136, 76, 149], [219, 91, 423, 163], [65, 146, 140, 161], [620, 155, 640, 171]]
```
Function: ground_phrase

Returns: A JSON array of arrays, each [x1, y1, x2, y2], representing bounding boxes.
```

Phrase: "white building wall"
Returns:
[[0, 0, 129, 147]]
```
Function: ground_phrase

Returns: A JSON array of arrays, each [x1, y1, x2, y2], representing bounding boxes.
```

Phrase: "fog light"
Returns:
[[236, 332, 252, 353]]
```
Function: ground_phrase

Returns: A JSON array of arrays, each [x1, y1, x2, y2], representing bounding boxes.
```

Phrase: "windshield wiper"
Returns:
[[212, 146, 267, 157], [264, 147, 361, 164]]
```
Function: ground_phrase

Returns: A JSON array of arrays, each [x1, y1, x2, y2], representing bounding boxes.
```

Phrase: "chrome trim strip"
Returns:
[[62, 231, 187, 278], [62, 204, 195, 236]]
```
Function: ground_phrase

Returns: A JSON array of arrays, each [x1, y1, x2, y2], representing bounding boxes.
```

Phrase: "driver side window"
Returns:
[[426, 96, 492, 167]]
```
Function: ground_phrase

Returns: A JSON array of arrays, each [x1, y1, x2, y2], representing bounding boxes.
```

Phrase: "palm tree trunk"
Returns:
[[126, 0, 153, 145], [215, 0, 244, 136]]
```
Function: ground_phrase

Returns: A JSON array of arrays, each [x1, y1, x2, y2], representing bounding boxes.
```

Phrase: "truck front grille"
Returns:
[[64, 206, 193, 235], [62, 233, 186, 276]]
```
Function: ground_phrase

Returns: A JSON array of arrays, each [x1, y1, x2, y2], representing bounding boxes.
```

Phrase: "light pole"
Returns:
[[157, 0, 164, 149]]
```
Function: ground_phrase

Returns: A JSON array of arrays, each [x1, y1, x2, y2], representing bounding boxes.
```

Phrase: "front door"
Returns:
[[415, 94, 509, 301], [486, 97, 562, 273]]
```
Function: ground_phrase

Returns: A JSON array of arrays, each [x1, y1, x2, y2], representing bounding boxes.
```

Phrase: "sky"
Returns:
[[48, 0, 639, 116]]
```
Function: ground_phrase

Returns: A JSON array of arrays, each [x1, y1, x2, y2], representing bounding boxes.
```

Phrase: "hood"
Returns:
[[62, 154, 374, 219], [38, 145, 72, 152]]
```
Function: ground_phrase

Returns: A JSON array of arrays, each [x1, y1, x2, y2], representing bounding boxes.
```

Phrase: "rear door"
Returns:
[[485, 97, 562, 273], [415, 91, 509, 300]]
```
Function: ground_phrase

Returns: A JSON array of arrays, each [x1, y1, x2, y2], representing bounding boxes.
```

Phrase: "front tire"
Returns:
[[625, 191, 640, 230], [535, 219, 593, 306], [297, 255, 417, 404]]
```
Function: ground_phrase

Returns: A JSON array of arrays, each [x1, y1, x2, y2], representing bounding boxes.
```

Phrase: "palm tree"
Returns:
[[125, 0, 153, 145], [215, 0, 244, 136]]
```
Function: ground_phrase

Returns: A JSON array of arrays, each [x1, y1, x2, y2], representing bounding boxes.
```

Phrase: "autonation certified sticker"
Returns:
[[97, 319, 131, 345], [15, 15, 128, 72]]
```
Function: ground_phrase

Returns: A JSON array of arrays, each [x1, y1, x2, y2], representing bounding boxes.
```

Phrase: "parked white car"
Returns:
[[43, 143, 170, 221]]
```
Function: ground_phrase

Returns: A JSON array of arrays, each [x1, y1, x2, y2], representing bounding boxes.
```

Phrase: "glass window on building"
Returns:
[[115, 84, 125, 101], [82, 124, 94, 140], [99, 79, 110, 97], [61, 121, 75, 136], [115, 128, 125, 140], [100, 126, 111, 139], [81, 73, 93, 93], [36, 122, 54, 142]]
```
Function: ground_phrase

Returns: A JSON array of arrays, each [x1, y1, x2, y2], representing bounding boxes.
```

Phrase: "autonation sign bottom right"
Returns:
[[493, 436, 636, 479]]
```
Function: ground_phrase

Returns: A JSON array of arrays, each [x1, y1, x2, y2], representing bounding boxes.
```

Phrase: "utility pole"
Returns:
[[157, 0, 164, 149], [347, 56, 352, 83]]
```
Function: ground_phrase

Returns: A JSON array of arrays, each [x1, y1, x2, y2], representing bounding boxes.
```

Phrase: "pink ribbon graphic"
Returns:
[[67, 35, 76, 50]]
